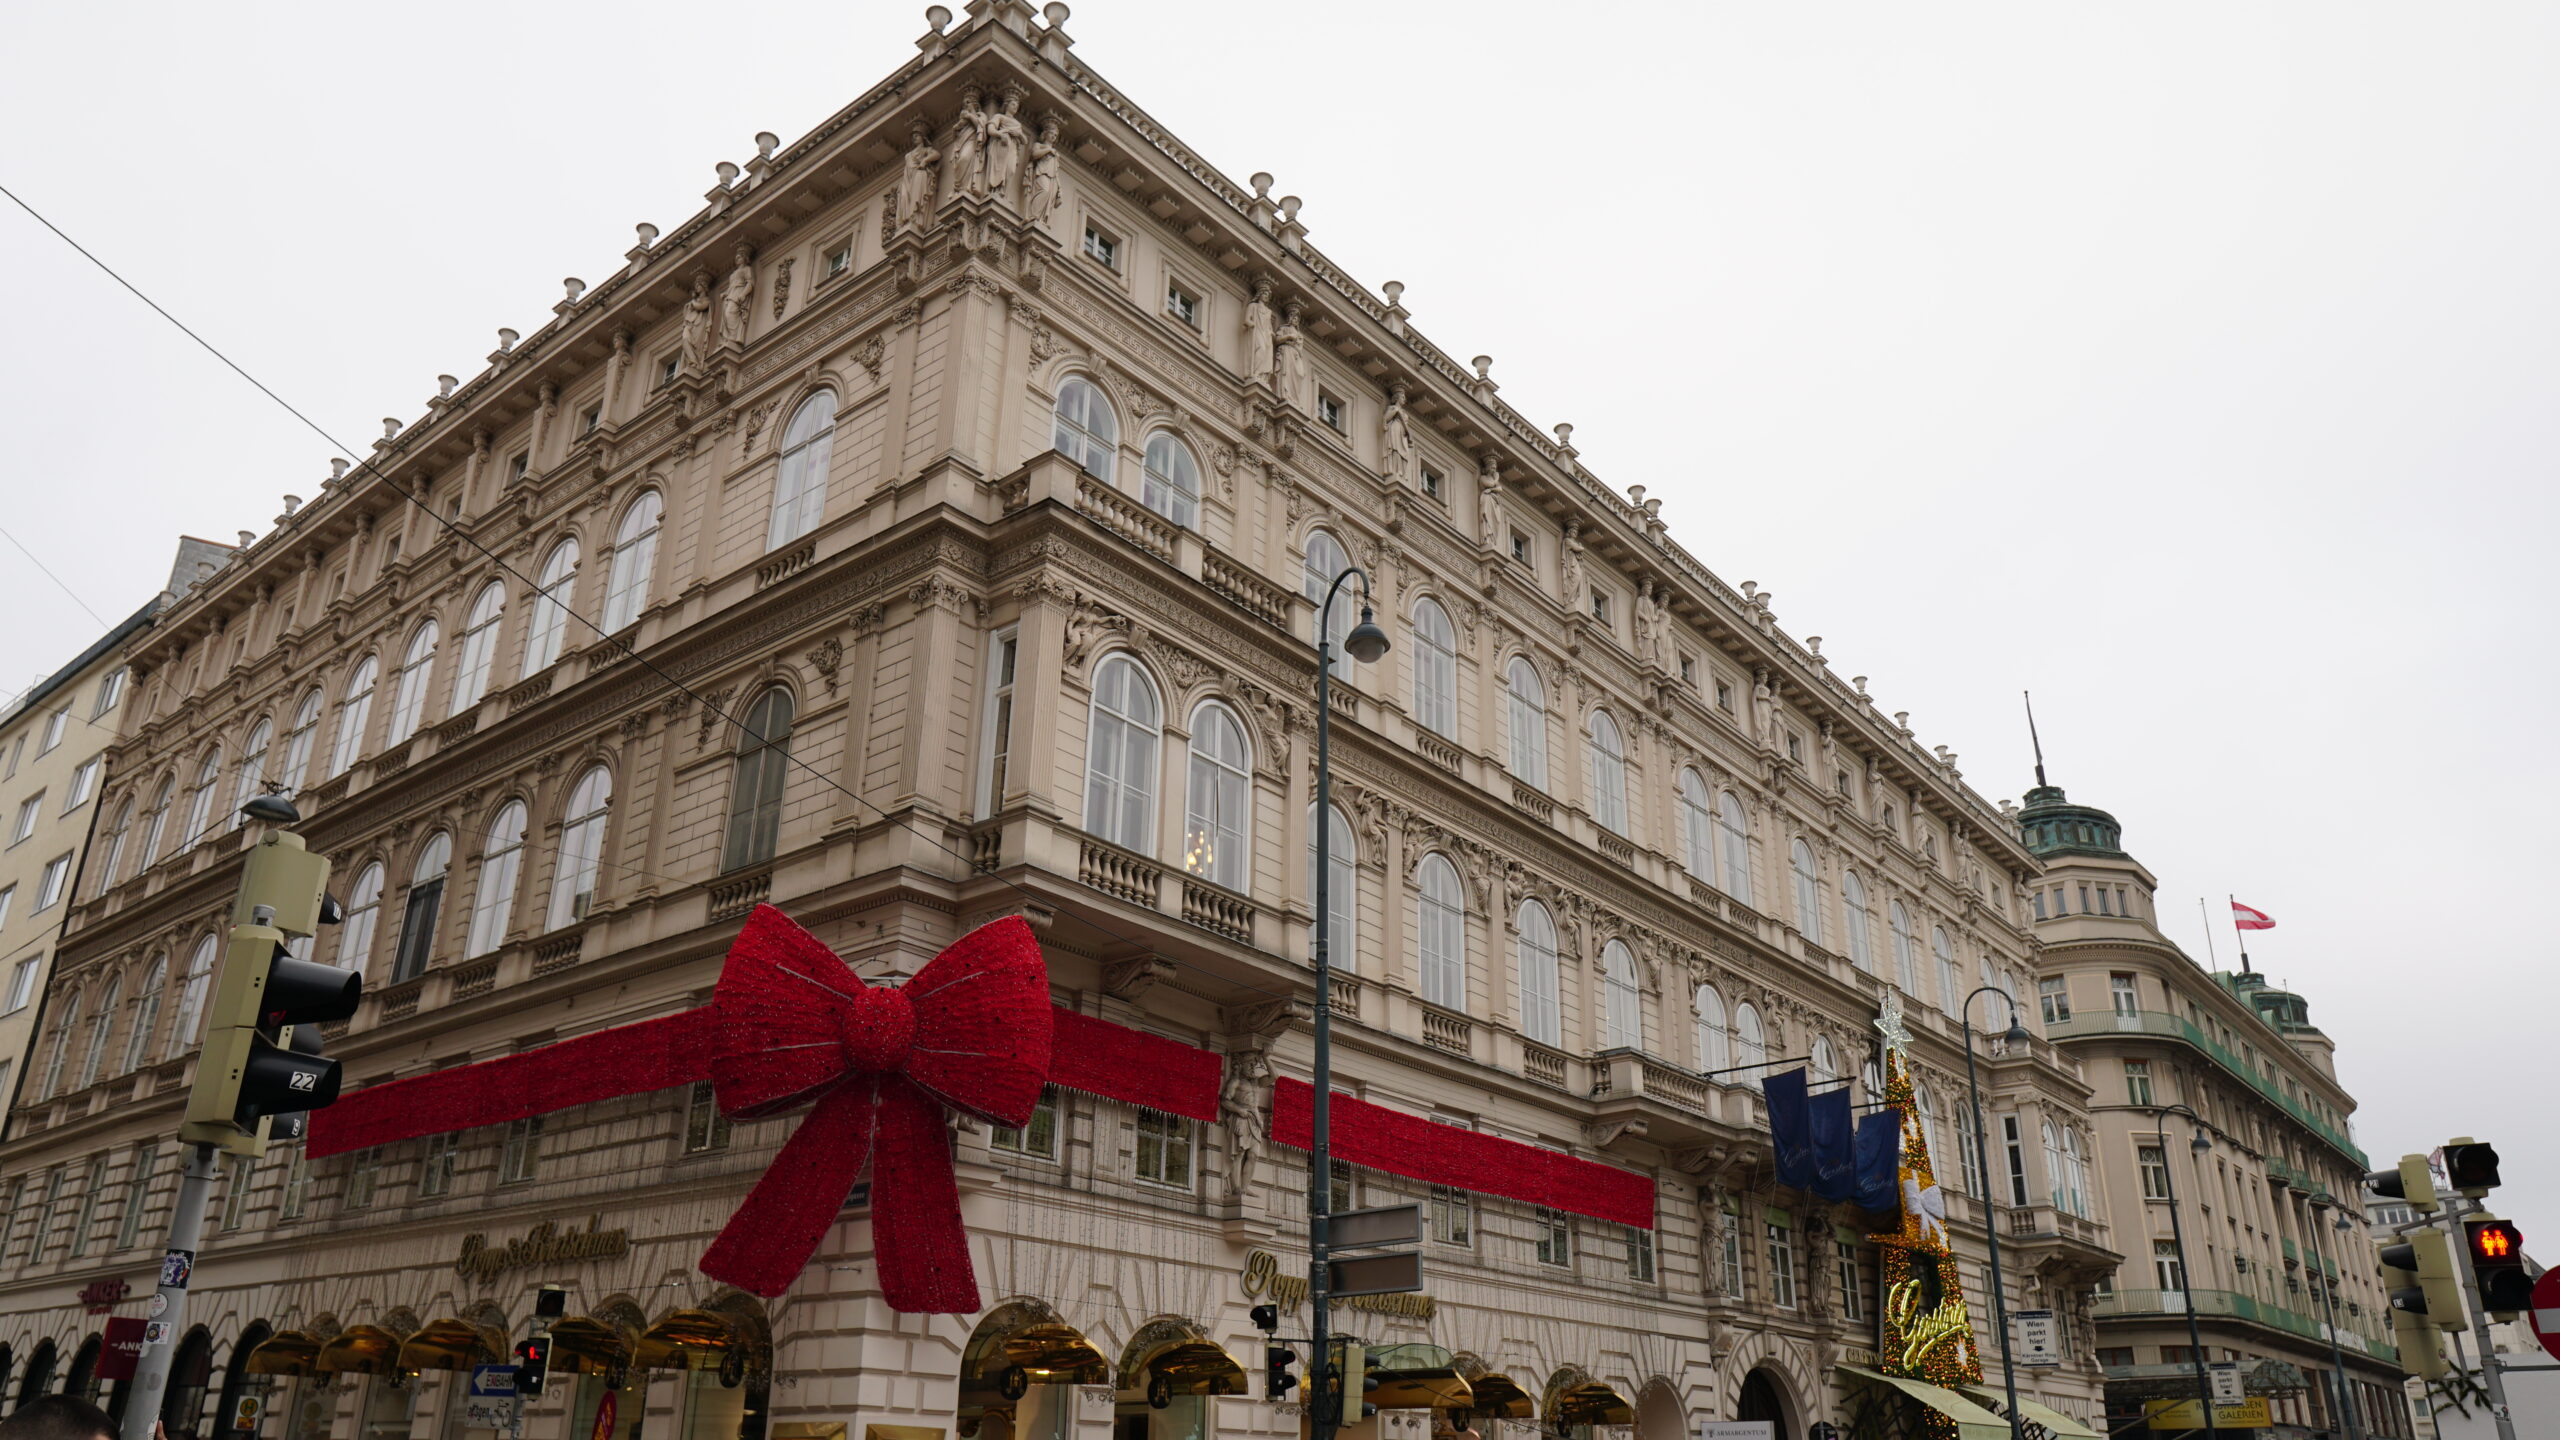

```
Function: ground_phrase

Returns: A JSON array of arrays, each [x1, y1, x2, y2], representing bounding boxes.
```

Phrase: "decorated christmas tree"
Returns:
[[1866, 991, 1981, 1430]]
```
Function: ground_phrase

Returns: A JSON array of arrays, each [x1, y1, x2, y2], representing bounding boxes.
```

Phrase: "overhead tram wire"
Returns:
[[0, 180, 1298, 1007], [0, 521, 113, 630]]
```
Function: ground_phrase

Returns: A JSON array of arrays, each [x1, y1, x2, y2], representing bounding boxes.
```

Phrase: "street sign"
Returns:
[[2146, 1399, 2272, 1430], [1329, 1205, 1422, 1250], [230, 1396, 261, 1433], [468, 1365, 519, 1398], [1700, 1425, 1776, 1440], [99, 1319, 147, 1382], [462, 1364, 521, 1431], [2206, 1361, 2244, 1404], [590, 1390, 618, 1440], [1328, 1250, 1424, 1298], [2528, 1268, 2560, 1364], [2012, 1310, 2060, 1368]]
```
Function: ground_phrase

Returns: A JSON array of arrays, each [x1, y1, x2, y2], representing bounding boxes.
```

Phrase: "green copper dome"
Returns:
[[2017, 784, 2125, 859]]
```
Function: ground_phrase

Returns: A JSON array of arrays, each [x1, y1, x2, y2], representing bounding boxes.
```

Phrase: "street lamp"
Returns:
[[2149, 1105, 2217, 1437], [2304, 1194, 2361, 1440], [1959, 986, 2033, 1440], [1308, 566, 1386, 1440]]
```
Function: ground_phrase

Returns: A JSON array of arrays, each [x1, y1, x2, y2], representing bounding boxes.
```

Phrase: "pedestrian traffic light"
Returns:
[[513, 1335, 551, 1398], [2463, 1216, 2532, 1317], [2380, 1230, 2466, 1333], [1264, 1345, 1297, 1401], [2444, 1139, 2502, 1197], [2365, 1153, 2439, 1214], [180, 827, 361, 1157]]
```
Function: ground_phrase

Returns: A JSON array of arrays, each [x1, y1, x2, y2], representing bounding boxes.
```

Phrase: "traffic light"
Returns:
[[513, 1335, 551, 1398], [2366, 1153, 2439, 1214], [2380, 1230, 2466, 1333], [2444, 1139, 2502, 1197], [180, 827, 361, 1157], [1249, 1304, 1279, 1334], [1264, 1345, 1298, 1401], [2464, 1216, 2532, 1317], [2389, 1304, 2447, 1382]]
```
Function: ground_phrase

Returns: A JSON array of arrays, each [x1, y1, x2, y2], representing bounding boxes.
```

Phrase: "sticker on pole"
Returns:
[[2529, 1268, 2560, 1364], [160, 1249, 195, 1289]]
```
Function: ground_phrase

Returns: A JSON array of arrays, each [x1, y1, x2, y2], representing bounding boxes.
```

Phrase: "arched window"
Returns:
[[1889, 901, 1919, 995], [1914, 1082, 1945, 1171], [523, 540, 581, 674], [337, 862, 385, 974], [467, 802, 528, 957], [78, 976, 119, 1090], [121, 955, 165, 1074], [722, 689, 796, 873], [602, 492, 665, 632], [1140, 433, 1200, 529], [1411, 600, 1457, 739], [172, 933, 218, 1053], [1516, 900, 1561, 1046], [1678, 770, 1713, 882], [1309, 804, 1357, 971], [1083, 657, 1161, 854], [1052, 378, 1117, 480], [39, 992, 80, 1099], [1955, 1104, 1985, 1196], [1809, 1033, 1837, 1086], [139, 775, 175, 870], [1791, 839, 1822, 943], [1734, 1001, 1767, 1081], [387, 620, 439, 745], [1302, 530, 1356, 672], [228, 719, 273, 831], [327, 656, 379, 778], [2042, 1120, 2066, 1211], [1694, 983, 1729, 1074], [450, 582, 506, 711], [1588, 711, 1628, 837], [392, 833, 452, 982], [1181, 702, 1249, 891], [771, 392, 838, 548], [1717, 792, 1753, 903], [1599, 939, 1641, 1051], [2062, 1126, 2090, 1217], [278, 687, 324, 791], [1417, 853, 1465, 1012], [549, 768, 614, 930], [1931, 926, 1959, 1013], [1842, 871, 1874, 970], [177, 748, 222, 854], [1505, 657, 1548, 787], [96, 796, 135, 896]]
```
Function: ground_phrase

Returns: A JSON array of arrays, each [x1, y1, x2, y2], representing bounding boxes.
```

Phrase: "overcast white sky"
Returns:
[[4, 3, 2553, 1238]]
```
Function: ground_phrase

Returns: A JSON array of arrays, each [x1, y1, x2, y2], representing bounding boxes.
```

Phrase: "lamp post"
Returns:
[[2304, 1194, 2360, 1440], [1308, 567, 1388, 1440], [2149, 1104, 2217, 1437], [1959, 985, 2032, 1440]]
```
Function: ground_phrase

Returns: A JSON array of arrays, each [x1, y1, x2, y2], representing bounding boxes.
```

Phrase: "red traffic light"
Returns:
[[2467, 1219, 2522, 1266]]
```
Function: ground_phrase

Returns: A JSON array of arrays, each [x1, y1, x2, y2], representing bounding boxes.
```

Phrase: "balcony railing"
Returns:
[[1420, 1006, 1472, 1059], [1180, 878, 1252, 942], [1523, 1043, 1568, 1090], [1416, 731, 1464, 776], [1508, 781, 1554, 824], [2047, 1009, 2366, 1165], [1076, 474, 1177, 563], [2092, 1287, 2395, 1361], [1202, 547, 1292, 630], [707, 868, 772, 923], [1077, 835, 1164, 910]]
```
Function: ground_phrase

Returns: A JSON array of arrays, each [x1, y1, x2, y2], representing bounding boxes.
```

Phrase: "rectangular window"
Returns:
[[1328, 1159, 1356, 1215], [0, 889, 17, 940], [64, 760, 100, 813], [0, 736, 15, 778], [418, 1132, 459, 1198], [12, 795, 40, 843], [1420, 466, 1443, 501], [2003, 1116, 2029, 1206], [825, 242, 853, 278], [92, 669, 126, 717], [1429, 1184, 1472, 1247], [342, 1149, 380, 1211], [39, 709, 69, 754], [979, 630, 1019, 818], [114, 1145, 155, 1250], [1535, 1207, 1572, 1267], [278, 1145, 310, 1222], [1165, 283, 1200, 328], [656, 355, 679, 388], [220, 1155, 255, 1232], [990, 1084, 1059, 1159], [1764, 1219, 1797, 1308], [67, 1153, 109, 1258], [2125, 1059, 2155, 1106], [684, 1080, 733, 1154], [2038, 977, 2072, 1024], [1509, 531, 1531, 565], [1625, 1224, 1655, 1282], [580, 404, 603, 435], [2154, 1239, 2186, 1291], [1081, 225, 1120, 269], [1135, 1108, 1193, 1188], [1679, 655, 1696, 685], [1720, 1198, 1744, 1297], [2097, 1347, 2135, 1368], [34, 854, 72, 911], [507, 452, 531, 485], [2139, 1144, 2171, 1200], [1785, 732, 1804, 762], [498, 1117, 543, 1185], [1715, 681, 1735, 713], [1317, 393, 1345, 431], [1589, 594, 1610, 624], [2031, 890, 2047, 920], [2111, 973, 2140, 1017], [1836, 1241, 1864, 1320]]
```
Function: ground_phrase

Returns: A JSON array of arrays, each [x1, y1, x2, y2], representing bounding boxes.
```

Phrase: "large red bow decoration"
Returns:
[[699, 906, 1051, 1309]]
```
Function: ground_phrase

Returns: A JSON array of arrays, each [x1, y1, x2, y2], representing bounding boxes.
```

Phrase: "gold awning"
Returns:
[[1458, 1372, 1533, 1420], [1959, 1389, 2101, 1440], [635, 1310, 735, 1372], [244, 1332, 322, 1377], [1545, 1381, 1634, 1427], [398, 1320, 504, 1372], [1365, 1368, 1472, 1411], [999, 1325, 1110, 1385], [1143, 1342, 1248, 1398], [1836, 1366, 2009, 1440], [550, 1316, 639, 1376], [315, 1325, 406, 1377]]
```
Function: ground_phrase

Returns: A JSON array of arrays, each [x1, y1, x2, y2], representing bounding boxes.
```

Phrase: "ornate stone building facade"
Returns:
[[1, 6, 2114, 1439]]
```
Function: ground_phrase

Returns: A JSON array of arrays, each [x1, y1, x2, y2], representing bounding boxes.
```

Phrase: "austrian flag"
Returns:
[[2231, 900, 2276, 931]]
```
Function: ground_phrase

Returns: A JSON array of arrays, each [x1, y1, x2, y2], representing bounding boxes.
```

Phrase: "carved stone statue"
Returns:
[[1272, 302, 1310, 411], [1241, 277, 1275, 386], [1380, 383, 1416, 483], [1753, 670, 1784, 753], [717, 242, 755, 347], [1477, 457, 1503, 547], [982, 91, 1027, 202], [896, 119, 940, 230], [944, 87, 987, 204], [1023, 115, 1063, 223], [1222, 1050, 1271, 1200], [1560, 521, 1589, 614], [677, 272, 715, 374], [1632, 579, 1657, 663]]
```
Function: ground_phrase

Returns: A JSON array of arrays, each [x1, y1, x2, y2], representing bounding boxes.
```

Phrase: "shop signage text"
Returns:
[[1882, 1278, 1969, 1370], [1241, 1249, 1436, 1321], [456, 1216, 630, 1281], [78, 1279, 131, 1313]]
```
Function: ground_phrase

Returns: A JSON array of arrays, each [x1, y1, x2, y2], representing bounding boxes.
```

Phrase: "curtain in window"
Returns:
[[722, 689, 796, 872], [1506, 658, 1547, 787], [1182, 703, 1248, 889], [1084, 658, 1160, 853], [1417, 854, 1465, 1011], [770, 393, 838, 548], [1516, 901, 1560, 1045], [466, 802, 527, 957], [1599, 940, 1641, 1050], [1412, 600, 1456, 738]]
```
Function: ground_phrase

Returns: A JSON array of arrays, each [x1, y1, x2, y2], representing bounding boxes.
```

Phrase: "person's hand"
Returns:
[[154, 1423, 169, 1440]]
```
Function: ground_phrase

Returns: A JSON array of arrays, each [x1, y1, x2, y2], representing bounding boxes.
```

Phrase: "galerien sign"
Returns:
[[456, 1216, 630, 1282], [1241, 1249, 1436, 1321]]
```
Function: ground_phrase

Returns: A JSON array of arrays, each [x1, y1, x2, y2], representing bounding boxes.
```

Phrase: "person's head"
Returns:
[[0, 1393, 118, 1440]]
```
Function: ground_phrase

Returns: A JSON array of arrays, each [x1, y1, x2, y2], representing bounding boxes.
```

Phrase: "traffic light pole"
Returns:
[[117, 1142, 221, 1440], [2449, 1198, 2518, 1440]]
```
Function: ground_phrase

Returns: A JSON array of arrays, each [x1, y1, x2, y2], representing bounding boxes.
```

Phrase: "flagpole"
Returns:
[[2227, 893, 2253, 976], [2197, 898, 2219, 970]]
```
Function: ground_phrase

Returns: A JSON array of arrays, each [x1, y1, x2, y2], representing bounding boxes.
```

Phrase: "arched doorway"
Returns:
[[1736, 1370, 1792, 1440], [0, 1345, 15, 1413], [20, 1339, 59, 1410], [215, 1322, 272, 1440], [1635, 1379, 1685, 1440], [65, 1334, 104, 1404], [163, 1327, 216, 1440]]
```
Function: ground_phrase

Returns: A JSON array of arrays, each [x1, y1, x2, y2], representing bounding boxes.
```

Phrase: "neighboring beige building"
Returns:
[[0, 7, 2114, 1440], [2019, 782, 2412, 1436], [0, 539, 230, 1134]]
